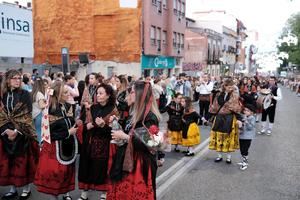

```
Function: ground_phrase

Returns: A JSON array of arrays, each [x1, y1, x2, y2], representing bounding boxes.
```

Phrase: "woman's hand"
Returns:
[[86, 122, 94, 130], [76, 119, 83, 127], [111, 130, 129, 141], [108, 115, 118, 124], [236, 120, 243, 128], [68, 127, 78, 135], [95, 117, 105, 127], [6, 129, 18, 141]]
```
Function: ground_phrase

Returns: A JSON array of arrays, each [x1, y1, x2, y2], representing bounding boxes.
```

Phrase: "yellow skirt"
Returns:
[[182, 123, 201, 147], [209, 117, 239, 152], [169, 130, 182, 145]]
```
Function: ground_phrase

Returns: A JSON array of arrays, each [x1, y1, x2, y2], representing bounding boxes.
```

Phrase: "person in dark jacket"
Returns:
[[0, 70, 39, 200]]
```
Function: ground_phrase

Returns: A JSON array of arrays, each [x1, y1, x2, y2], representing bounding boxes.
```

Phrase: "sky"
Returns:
[[3, 0, 300, 53], [186, 0, 300, 53]]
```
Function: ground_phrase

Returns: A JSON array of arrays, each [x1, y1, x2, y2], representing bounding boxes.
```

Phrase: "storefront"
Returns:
[[141, 55, 175, 77]]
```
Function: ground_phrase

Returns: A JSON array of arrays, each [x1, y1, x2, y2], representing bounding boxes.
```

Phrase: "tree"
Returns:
[[277, 12, 300, 71]]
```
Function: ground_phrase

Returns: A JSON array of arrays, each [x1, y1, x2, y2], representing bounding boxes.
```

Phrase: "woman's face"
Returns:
[[175, 95, 182, 103], [9, 74, 22, 89], [115, 78, 121, 89], [126, 87, 135, 106], [181, 98, 186, 107], [243, 78, 248, 84], [225, 85, 235, 93], [97, 87, 109, 105], [89, 75, 96, 85], [61, 86, 70, 102]]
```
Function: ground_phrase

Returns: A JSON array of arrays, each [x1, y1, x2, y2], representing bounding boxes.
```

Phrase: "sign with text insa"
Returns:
[[0, 4, 33, 58], [141, 55, 175, 69]]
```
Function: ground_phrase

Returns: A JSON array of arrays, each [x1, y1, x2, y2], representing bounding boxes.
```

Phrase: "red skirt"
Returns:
[[34, 142, 75, 196], [106, 159, 155, 200], [0, 140, 39, 187], [78, 143, 116, 191]]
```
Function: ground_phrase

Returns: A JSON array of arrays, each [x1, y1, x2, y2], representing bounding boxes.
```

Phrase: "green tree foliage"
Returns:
[[278, 12, 300, 70]]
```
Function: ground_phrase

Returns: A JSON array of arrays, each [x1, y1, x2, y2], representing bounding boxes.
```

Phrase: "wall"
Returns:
[[33, 0, 142, 65]]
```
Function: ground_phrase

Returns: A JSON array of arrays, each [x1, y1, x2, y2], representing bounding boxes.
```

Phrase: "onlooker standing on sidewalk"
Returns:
[[31, 78, 47, 145], [175, 73, 192, 98], [259, 76, 282, 136], [237, 104, 256, 170], [196, 73, 213, 125], [64, 75, 79, 117]]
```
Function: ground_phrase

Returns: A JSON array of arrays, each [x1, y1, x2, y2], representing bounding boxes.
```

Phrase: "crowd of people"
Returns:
[[0, 68, 286, 200]]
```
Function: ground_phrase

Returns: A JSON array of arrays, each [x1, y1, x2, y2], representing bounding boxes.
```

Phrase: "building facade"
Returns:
[[142, 0, 186, 77], [183, 27, 208, 76], [222, 26, 237, 75], [33, 0, 186, 78]]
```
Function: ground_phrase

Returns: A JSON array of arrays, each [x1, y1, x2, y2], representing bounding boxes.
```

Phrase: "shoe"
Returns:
[[181, 150, 189, 154], [18, 191, 31, 200], [2, 191, 18, 200], [258, 129, 266, 135], [77, 197, 88, 200], [185, 152, 195, 156], [174, 148, 180, 152], [266, 130, 272, 136], [240, 163, 248, 170], [226, 158, 232, 164], [214, 157, 223, 162], [63, 195, 72, 200]]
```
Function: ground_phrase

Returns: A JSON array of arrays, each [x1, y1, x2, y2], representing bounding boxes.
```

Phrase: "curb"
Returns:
[[156, 137, 210, 199]]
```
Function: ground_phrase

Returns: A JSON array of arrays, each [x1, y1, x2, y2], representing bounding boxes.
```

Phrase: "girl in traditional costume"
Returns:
[[181, 97, 201, 156], [34, 81, 78, 200], [0, 70, 39, 200], [165, 93, 184, 152]]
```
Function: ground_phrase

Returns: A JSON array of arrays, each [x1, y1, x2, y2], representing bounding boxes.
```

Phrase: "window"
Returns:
[[173, 0, 177, 15], [177, 0, 181, 14], [181, 34, 184, 48], [107, 67, 114, 78], [162, 30, 167, 44], [177, 33, 180, 48], [157, 28, 161, 50], [157, 0, 162, 13], [163, 0, 167, 8], [181, 2, 185, 17], [173, 32, 177, 47], [151, 26, 156, 45]]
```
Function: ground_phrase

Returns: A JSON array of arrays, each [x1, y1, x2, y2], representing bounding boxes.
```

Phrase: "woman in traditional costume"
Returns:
[[77, 83, 118, 200], [209, 78, 242, 163], [108, 81, 161, 200], [34, 81, 78, 200], [0, 70, 39, 200]]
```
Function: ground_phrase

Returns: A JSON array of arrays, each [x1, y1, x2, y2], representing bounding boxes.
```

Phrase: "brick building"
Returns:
[[33, 0, 186, 78]]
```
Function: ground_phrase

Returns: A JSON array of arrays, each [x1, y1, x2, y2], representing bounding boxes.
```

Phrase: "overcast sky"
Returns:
[[3, 0, 300, 52]]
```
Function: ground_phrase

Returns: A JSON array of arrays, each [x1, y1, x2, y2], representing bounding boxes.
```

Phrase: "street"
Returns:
[[160, 86, 300, 200]]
